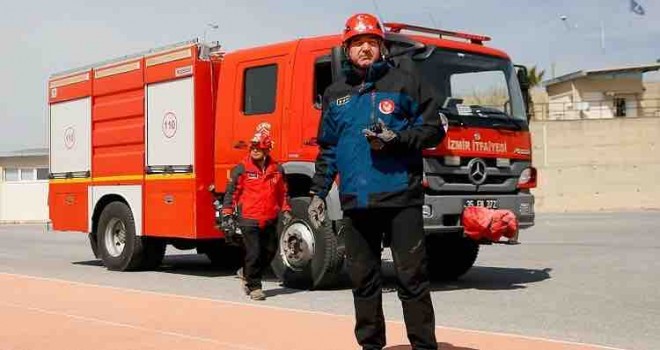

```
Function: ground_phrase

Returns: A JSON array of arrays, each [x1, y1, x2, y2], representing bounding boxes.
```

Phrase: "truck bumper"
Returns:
[[423, 193, 535, 235]]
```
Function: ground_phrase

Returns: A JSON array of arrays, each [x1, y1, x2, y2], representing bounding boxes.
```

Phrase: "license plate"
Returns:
[[463, 199, 499, 209]]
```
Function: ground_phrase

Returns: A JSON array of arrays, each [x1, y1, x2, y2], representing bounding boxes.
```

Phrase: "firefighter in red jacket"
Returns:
[[221, 125, 292, 301]]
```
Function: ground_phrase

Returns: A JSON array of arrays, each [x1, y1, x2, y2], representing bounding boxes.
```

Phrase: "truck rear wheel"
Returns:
[[97, 201, 165, 271], [426, 235, 479, 281], [271, 197, 343, 289]]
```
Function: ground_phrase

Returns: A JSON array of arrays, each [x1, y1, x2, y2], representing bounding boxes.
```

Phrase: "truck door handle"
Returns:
[[233, 140, 248, 149]]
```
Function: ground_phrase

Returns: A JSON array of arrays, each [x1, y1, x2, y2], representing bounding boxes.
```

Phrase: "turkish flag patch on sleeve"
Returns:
[[378, 99, 395, 114]]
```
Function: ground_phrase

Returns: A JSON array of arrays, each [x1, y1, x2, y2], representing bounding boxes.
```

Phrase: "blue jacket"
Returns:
[[310, 61, 444, 210]]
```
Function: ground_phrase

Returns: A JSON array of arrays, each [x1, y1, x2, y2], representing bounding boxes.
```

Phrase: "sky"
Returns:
[[0, 0, 658, 152]]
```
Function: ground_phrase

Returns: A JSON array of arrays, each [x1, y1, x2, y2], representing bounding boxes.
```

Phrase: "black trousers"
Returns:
[[344, 206, 437, 350], [240, 224, 278, 291]]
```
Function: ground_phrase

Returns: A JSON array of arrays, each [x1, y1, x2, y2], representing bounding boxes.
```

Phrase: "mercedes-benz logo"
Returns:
[[467, 158, 487, 185]]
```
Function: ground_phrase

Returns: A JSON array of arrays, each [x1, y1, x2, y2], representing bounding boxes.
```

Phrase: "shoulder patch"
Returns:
[[336, 95, 351, 106]]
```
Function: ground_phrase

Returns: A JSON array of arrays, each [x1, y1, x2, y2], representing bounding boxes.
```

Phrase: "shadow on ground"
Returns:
[[386, 343, 478, 350], [384, 343, 478, 350], [74, 254, 552, 296], [429, 266, 552, 292], [380, 261, 552, 293], [75, 254, 249, 278]]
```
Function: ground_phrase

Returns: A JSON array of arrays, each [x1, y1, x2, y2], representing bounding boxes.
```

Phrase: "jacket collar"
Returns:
[[242, 155, 277, 173], [345, 59, 390, 87]]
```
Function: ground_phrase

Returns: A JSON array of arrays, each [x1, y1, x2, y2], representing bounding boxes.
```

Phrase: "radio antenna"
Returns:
[[371, 0, 385, 22]]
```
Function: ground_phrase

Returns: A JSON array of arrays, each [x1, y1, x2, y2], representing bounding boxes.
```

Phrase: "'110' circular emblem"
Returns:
[[162, 112, 177, 138], [64, 127, 75, 149]]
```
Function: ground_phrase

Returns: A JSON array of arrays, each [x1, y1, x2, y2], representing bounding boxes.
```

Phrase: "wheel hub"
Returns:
[[279, 221, 315, 271], [104, 218, 126, 257]]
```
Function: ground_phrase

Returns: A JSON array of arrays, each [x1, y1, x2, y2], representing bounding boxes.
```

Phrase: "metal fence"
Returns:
[[530, 98, 660, 121]]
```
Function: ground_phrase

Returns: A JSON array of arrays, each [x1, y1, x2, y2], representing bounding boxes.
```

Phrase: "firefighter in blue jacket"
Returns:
[[308, 13, 445, 350]]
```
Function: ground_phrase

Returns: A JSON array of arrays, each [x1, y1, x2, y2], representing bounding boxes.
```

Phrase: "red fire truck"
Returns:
[[48, 22, 536, 288]]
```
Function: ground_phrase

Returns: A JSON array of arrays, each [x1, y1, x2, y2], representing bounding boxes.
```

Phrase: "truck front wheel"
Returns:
[[271, 197, 343, 289], [426, 235, 479, 281], [97, 201, 165, 271]]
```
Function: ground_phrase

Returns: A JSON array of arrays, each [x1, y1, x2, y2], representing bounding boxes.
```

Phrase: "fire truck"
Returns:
[[48, 22, 536, 289]]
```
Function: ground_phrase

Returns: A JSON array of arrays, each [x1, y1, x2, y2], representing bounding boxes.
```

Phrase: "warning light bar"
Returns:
[[384, 22, 491, 45]]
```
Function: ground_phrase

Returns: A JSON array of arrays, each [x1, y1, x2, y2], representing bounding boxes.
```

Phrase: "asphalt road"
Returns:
[[0, 212, 658, 350]]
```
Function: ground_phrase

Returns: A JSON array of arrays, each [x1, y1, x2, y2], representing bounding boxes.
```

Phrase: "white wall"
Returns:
[[0, 181, 49, 222], [531, 117, 660, 212], [0, 155, 49, 223]]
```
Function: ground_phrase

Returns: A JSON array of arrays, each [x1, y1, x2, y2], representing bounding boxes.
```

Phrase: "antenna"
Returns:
[[426, 8, 439, 28], [371, 0, 385, 21]]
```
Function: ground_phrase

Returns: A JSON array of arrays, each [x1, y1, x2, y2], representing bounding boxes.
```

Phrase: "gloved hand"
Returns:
[[362, 119, 398, 151], [281, 210, 293, 227], [307, 195, 326, 229], [220, 214, 238, 244]]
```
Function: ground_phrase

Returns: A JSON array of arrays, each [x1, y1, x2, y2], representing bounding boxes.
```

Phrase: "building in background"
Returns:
[[0, 148, 49, 223], [540, 63, 660, 120]]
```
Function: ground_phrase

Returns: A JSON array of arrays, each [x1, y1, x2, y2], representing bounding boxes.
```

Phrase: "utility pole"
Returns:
[[551, 62, 556, 78], [600, 20, 606, 53]]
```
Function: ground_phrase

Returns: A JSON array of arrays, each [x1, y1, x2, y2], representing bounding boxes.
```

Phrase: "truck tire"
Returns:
[[271, 197, 343, 289], [197, 240, 243, 270], [97, 201, 165, 271], [88, 232, 100, 258], [425, 235, 479, 281]]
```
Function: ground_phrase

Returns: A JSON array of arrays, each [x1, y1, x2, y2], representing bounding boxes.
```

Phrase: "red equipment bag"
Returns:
[[491, 209, 519, 239], [461, 207, 519, 242], [461, 206, 493, 240]]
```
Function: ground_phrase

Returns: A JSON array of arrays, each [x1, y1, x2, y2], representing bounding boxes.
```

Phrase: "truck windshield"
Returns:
[[409, 48, 527, 128]]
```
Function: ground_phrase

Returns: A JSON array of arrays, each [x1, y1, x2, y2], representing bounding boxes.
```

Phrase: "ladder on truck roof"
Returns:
[[384, 22, 491, 45], [50, 39, 222, 79]]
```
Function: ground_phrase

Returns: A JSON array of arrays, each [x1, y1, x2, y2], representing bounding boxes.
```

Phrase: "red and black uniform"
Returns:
[[223, 155, 291, 291], [222, 155, 291, 227]]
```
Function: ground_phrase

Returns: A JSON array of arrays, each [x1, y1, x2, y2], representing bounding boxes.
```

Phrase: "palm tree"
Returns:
[[527, 66, 546, 88], [525, 65, 546, 119]]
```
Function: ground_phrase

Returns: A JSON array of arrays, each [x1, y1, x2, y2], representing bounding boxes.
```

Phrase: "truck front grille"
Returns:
[[424, 157, 531, 194]]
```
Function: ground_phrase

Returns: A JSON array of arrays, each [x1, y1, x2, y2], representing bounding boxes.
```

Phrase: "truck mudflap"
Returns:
[[422, 193, 534, 234]]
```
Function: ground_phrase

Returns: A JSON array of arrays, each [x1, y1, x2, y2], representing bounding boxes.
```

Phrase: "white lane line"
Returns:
[[0, 272, 625, 350]]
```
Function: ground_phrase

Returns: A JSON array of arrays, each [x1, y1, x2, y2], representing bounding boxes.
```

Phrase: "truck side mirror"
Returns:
[[330, 46, 346, 83], [515, 65, 531, 90], [514, 65, 532, 122]]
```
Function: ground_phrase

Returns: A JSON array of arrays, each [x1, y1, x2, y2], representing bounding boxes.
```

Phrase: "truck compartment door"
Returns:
[[49, 97, 92, 176], [146, 77, 194, 172]]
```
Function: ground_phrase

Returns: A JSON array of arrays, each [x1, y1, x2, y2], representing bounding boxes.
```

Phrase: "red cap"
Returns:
[[343, 13, 384, 44]]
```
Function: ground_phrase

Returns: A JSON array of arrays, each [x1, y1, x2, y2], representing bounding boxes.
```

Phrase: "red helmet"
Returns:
[[251, 131, 273, 150], [343, 13, 384, 44]]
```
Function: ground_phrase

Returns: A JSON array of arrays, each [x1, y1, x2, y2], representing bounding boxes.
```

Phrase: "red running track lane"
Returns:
[[0, 273, 623, 350]]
